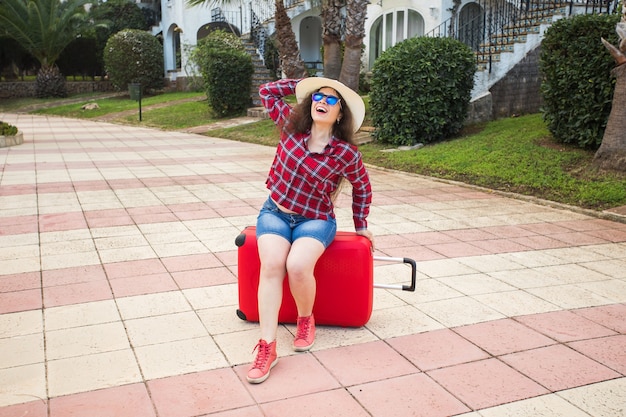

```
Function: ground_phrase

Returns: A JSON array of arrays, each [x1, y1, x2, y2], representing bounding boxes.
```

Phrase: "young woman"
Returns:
[[247, 77, 373, 384]]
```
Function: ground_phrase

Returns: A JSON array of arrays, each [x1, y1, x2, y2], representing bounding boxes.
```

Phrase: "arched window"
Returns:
[[369, 9, 424, 68]]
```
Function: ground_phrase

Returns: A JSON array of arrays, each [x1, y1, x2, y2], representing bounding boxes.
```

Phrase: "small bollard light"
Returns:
[[128, 83, 142, 121]]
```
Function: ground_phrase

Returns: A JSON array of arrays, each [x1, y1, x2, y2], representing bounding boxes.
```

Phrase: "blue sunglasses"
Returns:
[[312, 92, 341, 106]]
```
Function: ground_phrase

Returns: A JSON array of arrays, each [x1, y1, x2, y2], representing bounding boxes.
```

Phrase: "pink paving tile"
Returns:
[[383, 245, 445, 262], [521, 223, 573, 235], [515, 310, 618, 343], [104, 259, 167, 279], [481, 225, 538, 238], [172, 267, 236, 288], [131, 212, 179, 224], [0, 289, 42, 314], [501, 344, 620, 391], [108, 179, 145, 189], [442, 228, 498, 242], [550, 232, 608, 246], [404, 231, 459, 245], [0, 184, 36, 196], [43, 265, 107, 286], [142, 178, 178, 187], [39, 212, 88, 232], [349, 373, 470, 417], [509, 235, 569, 250], [387, 328, 489, 371], [161, 253, 222, 272], [587, 228, 626, 242], [0, 400, 47, 417], [202, 406, 265, 417], [261, 388, 370, 417], [174, 209, 220, 220], [109, 272, 178, 297], [43, 280, 113, 308], [49, 383, 156, 417], [84, 209, 130, 219], [0, 217, 38, 235], [71, 180, 111, 191], [454, 318, 556, 356], [148, 368, 254, 417], [86, 215, 135, 228], [234, 353, 341, 404], [372, 234, 416, 249], [568, 335, 626, 374], [215, 250, 238, 267], [554, 219, 621, 232], [469, 238, 532, 254], [574, 303, 626, 334], [215, 205, 260, 217], [37, 182, 75, 193], [0, 271, 40, 292], [428, 358, 549, 410], [314, 340, 419, 386], [426, 242, 490, 258], [127, 206, 172, 216]]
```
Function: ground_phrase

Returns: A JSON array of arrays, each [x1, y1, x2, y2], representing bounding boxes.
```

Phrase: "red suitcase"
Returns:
[[235, 226, 416, 327]]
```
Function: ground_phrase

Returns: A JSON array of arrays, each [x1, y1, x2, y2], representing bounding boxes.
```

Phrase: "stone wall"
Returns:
[[488, 47, 543, 119], [0, 81, 115, 99]]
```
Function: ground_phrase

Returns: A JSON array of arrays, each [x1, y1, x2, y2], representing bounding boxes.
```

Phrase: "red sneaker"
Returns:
[[247, 339, 278, 384], [293, 314, 315, 352]]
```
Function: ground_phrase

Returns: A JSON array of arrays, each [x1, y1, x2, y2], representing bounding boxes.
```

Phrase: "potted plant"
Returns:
[[0, 121, 23, 148]]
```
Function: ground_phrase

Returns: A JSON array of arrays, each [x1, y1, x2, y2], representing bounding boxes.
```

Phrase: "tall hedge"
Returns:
[[103, 29, 164, 91], [191, 30, 253, 116], [370, 36, 476, 146], [539, 13, 619, 149]]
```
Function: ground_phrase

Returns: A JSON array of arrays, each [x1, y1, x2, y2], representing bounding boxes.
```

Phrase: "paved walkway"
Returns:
[[0, 113, 625, 417]]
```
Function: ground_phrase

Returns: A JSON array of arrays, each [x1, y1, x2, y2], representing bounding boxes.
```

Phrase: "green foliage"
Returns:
[[539, 13, 620, 149], [0, 121, 18, 136], [191, 30, 253, 117], [369, 36, 476, 146], [103, 29, 164, 91]]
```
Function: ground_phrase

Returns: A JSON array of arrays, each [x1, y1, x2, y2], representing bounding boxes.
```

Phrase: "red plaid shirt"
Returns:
[[260, 79, 372, 230]]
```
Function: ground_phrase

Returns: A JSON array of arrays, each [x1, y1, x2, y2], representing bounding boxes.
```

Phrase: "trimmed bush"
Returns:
[[191, 30, 253, 117], [370, 36, 476, 146], [103, 29, 164, 91], [0, 121, 18, 136], [540, 13, 620, 149]]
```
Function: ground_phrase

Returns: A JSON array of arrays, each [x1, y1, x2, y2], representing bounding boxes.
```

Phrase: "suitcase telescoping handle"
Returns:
[[372, 256, 417, 292]]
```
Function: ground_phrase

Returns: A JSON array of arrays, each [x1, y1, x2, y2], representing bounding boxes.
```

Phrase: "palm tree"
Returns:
[[321, 0, 343, 80], [0, 0, 91, 97], [338, 0, 368, 90], [595, 11, 626, 171], [274, 0, 308, 78]]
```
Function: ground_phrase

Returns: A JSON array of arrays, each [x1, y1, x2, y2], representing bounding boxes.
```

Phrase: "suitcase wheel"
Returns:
[[236, 309, 247, 321]]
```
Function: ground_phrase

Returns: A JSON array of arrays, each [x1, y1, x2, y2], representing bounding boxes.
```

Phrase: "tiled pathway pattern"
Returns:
[[0, 114, 625, 417]]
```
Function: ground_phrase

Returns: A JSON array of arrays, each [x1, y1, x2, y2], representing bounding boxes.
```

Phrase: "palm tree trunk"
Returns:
[[593, 64, 626, 171], [321, 0, 343, 80], [339, 0, 368, 91], [275, 0, 308, 79]]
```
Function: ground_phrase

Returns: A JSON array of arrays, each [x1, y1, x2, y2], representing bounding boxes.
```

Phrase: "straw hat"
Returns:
[[295, 77, 365, 132]]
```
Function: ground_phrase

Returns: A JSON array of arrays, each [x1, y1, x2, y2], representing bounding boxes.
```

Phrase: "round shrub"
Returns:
[[192, 30, 253, 117], [370, 36, 476, 146], [540, 13, 619, 149], [103, 29, 164, 91]]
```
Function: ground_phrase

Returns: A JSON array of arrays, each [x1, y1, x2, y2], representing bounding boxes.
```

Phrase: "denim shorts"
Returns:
[[256, 198, 337, 248]]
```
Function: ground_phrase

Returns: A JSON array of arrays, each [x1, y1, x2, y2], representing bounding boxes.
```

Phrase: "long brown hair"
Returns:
[[285, 88, 356, 145]]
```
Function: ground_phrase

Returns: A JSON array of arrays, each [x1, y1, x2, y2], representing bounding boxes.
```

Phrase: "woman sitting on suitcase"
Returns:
[[247, 77, 373, 384]]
